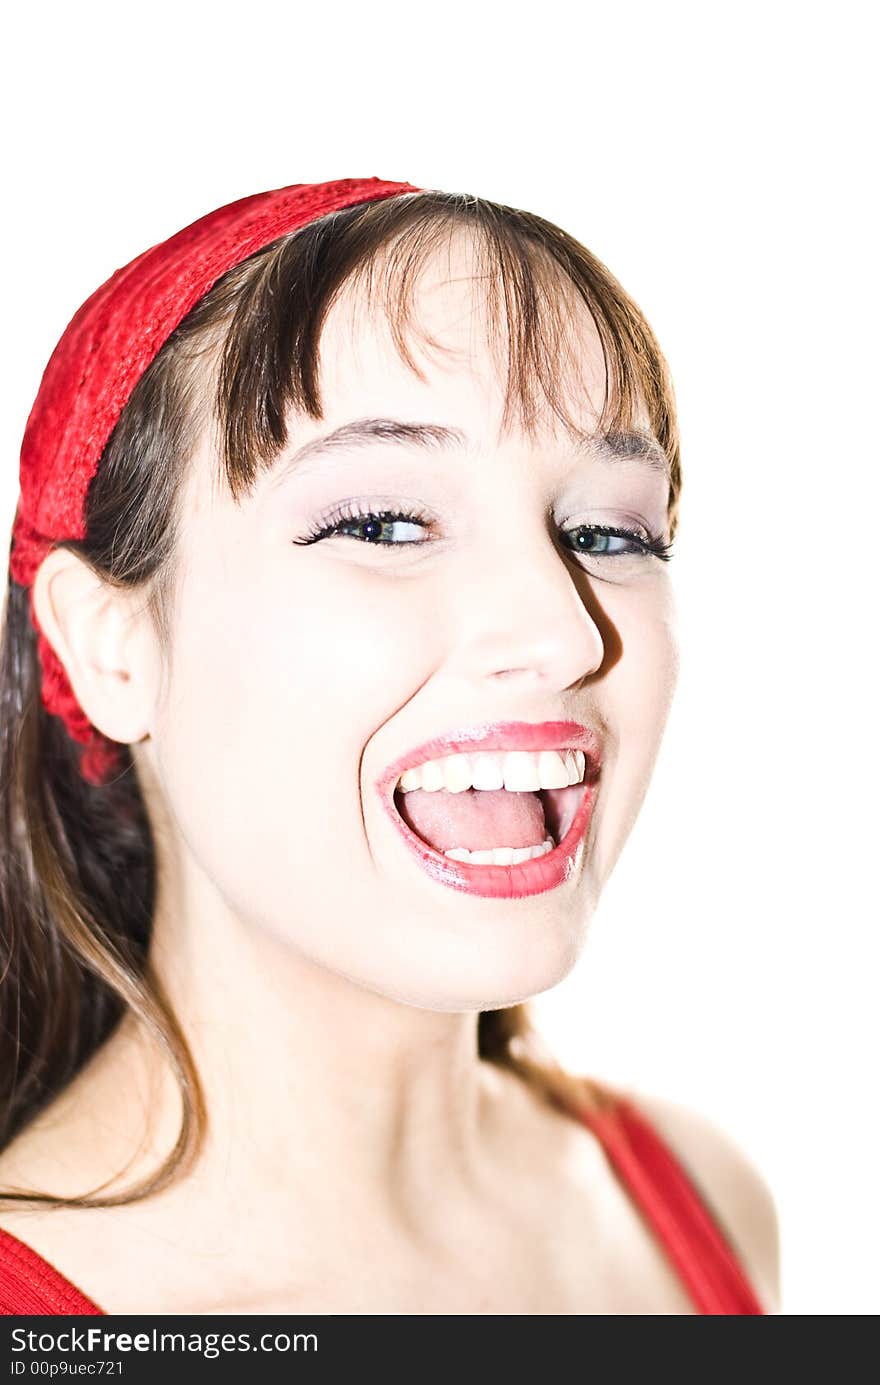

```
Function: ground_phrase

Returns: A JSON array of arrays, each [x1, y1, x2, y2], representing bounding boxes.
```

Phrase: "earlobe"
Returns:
[[31, 547, 153, 747]]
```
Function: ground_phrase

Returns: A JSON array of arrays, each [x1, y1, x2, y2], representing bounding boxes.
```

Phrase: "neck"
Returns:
[[65, 863, 534, 1272]]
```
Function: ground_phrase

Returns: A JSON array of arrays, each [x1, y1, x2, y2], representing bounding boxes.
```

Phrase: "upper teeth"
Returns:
[[396, 748, 586, 794]]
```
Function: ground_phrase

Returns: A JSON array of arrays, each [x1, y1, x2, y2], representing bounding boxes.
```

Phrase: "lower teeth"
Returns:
[[442, 836, 555, 866]]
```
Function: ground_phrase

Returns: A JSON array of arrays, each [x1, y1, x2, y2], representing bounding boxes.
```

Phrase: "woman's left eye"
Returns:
[[563, 526, 667, 558], [293, 505, 672, 562]]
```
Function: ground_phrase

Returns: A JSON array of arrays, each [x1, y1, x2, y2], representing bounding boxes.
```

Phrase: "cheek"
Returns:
[[591, 584, 679, 873], [614, 591, 680, 741], [153, 555, 439, 921], [251, 563, 441, 760]]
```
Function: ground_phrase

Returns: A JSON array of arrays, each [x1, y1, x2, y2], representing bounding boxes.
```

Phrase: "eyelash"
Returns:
[[293, 501, 673, 562]]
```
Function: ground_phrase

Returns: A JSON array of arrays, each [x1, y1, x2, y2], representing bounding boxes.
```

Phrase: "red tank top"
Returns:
[[0, 1090, 766, 1315]]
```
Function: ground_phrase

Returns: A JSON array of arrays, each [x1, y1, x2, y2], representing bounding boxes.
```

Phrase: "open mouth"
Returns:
[[392, 779, 589, 865], [374, 725, 603, 897], [385, 743, 600, 871]]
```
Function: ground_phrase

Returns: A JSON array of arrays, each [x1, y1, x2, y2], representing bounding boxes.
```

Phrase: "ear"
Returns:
[[31, 546, 160, 748]]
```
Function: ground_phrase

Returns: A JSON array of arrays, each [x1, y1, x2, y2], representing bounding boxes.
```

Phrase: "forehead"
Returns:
[[313, 229, 613, 441], [185, 222, 670, 523]]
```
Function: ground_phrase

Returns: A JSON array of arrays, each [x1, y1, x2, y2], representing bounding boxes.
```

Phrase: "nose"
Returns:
[[452, 515, 607, 691]]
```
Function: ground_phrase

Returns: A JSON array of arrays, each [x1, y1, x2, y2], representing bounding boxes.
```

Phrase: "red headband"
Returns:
[[9, 176, 420, 785]]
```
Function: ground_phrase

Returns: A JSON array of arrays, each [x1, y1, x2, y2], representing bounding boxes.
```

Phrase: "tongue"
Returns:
[[395, 788, 548, 852]]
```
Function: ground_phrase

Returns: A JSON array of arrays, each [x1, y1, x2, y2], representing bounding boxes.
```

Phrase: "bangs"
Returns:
[[207, 191, 681, 533]]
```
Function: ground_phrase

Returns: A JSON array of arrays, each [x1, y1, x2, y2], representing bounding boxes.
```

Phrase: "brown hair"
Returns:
[[0, 189, 680, 1209]]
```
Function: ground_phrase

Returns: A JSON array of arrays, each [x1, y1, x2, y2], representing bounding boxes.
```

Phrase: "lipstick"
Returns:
[[374, 720, 602, 900]]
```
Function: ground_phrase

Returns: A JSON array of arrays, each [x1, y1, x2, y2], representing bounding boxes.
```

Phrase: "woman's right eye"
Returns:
[[293, 505, 433, 548]]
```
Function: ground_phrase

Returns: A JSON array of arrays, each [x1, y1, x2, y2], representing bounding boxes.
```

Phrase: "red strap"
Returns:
[[580, 1098, 766, 1314], [0, 1227, 104, 1315]]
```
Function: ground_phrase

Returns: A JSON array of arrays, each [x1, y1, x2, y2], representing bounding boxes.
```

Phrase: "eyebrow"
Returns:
[[267, 416, 670, 487]]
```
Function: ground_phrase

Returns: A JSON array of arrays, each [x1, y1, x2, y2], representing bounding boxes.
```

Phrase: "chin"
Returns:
[[358, 914, 591, 1013]]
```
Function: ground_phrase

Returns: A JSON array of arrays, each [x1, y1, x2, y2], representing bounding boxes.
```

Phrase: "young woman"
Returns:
[[0, 177, 779, 1315]]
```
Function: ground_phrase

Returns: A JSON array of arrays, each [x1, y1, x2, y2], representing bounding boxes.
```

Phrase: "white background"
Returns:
[[2, 1, 876, 1315]]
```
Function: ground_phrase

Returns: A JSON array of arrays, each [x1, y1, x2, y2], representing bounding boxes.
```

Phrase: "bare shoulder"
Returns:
[[623, 1087, 782, 1314]]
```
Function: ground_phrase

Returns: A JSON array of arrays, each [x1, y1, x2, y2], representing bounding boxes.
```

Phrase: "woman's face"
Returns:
[[141, 237, 678, 1010]]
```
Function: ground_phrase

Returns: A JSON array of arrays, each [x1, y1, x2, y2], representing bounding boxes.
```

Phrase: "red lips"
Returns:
[[374, 720, 603, 900]]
